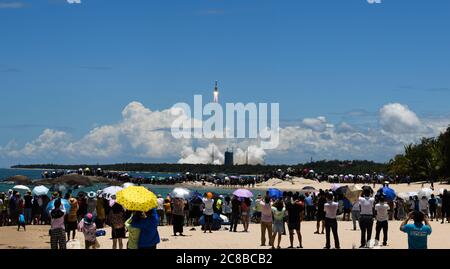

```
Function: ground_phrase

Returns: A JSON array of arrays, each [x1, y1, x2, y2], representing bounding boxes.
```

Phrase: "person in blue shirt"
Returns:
[[131, 208, 160, 249], [400, 211, 432, 249]]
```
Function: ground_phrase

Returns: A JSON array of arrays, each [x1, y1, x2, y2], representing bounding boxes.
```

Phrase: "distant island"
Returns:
[[11, 160, 388, 175]]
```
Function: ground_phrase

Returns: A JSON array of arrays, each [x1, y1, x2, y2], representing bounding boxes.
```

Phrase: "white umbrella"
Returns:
[[330, 183, 341, 191], [171, 187, 191, 199], [32, 185, 49, 196], [122, 182, 135, 189], [102, 186, 123, 200], [397, 192, 410, 200], [408, 191, 418, 198], [418, 188, 433, 199], [13, 185, 31, 192]]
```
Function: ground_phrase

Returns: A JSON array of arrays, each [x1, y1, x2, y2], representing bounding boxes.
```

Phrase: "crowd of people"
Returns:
[[1, 182, 448, 250]]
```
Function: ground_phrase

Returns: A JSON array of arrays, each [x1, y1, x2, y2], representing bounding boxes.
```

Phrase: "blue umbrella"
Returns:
[[381, 187, 396, 202], [46, 199, 71, 214], [267, 188, 283, 200]]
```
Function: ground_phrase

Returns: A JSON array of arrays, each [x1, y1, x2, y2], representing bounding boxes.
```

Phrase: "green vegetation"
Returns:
[[388, 127, 450, 182], [12, 160, 387, 175]]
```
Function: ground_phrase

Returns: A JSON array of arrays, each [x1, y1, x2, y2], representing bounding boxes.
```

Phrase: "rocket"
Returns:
[[213, 80, 219, 103]]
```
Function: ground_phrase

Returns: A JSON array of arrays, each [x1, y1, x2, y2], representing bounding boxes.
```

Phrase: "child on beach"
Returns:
[[125, 213, 141, 249], [78, 213, 98, 249], [271, 199, 286, 249], [17, 212, 26, 231], [109, 202, 126, 249]]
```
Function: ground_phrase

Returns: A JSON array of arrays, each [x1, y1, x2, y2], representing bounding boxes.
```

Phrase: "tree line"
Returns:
[[388, 126, 450, 182], [12, 160, 388, 176]]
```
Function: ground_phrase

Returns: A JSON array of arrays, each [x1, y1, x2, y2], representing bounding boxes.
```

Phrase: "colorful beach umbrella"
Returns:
[[46, 198, 71, 214], [344, 185, 363, 203], [233, 189, 253, 198], [170, 187, 191, 199], [267, 188, 283, 199], [381, 186, 396, 202], [32, 185, 49, 196], [116, 186, 157, 212]]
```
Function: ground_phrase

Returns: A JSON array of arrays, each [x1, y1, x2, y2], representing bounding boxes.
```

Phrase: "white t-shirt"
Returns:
[[157, 198, 164, 210], [324, 202, 338, 219], [352, 201, 360, 211], [203, 198, 214, 215], [419, 199, 429, 211], [359, 197, 375, 215], [375, 203, 389, 221]]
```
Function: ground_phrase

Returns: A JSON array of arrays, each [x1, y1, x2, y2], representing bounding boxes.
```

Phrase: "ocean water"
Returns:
[[0, 168, 266, 198]]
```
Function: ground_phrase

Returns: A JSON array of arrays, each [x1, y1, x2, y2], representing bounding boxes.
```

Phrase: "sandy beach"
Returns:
[[177, 177, 450, 194], [1, 179, 449, 250], [1, 219, 449, 249]]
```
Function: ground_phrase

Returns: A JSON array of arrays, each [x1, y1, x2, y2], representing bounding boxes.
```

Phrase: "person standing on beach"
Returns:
[[9, 192, 18, 225], [125, 213, 141, 249], [358, 189, 375, 248], [286, 193, 304, 248], [323, 192, 340, 249], [230, 195, 241, 232], [271, 200, 286, 249], [95, 193, 106, 228], [109, 202, 126, 249], [222, 196, 232, 222], [131, 209, 160, 249], [374, 196, 389, 246], [351, 199, 361, 230], [156, 194, 164, 225], [50, 199, 67, 249], [400, 211, 432, 249], [163, 197, 172, 226], [253, 194, 263, 223], [172, 197, 186, 236], [441, 190, 450, 224], [202, 192, 214, 233], [342, 197, 352, 221], [260, 196, 273, 246], [305, 193, 315, 221], [23, 191, 33, 225], [419, 196, 429, 217], [78, 213, 98, 249], [17, 212, 26, 231], [429, 194, 437, 221], [314, 191, 326, 234], [241, 198, 251, 232], [66, 198, 79, 241], [0, 193, 7, 226]]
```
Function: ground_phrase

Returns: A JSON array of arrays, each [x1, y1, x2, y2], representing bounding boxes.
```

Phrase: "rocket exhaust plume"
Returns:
[[213, 80, 219, 103]]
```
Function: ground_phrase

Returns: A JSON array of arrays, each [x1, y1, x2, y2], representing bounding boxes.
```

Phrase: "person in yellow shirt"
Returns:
[[164, 197, 172, 225]]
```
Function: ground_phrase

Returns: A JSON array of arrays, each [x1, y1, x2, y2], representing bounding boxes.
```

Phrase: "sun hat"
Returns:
[[87, 191, 96, 199], [69, 197, 77, 205]]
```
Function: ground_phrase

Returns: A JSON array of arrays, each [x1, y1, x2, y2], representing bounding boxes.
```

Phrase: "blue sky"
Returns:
[[1, 0, 449, 166]]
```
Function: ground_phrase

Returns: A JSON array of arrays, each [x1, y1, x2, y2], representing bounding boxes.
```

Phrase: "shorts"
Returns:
[[66, 221, 78, 231], [112, 227, 126, 239], [288, 221, 300, 231], [272, 220, 284, 234], [344, 208, 351, 214]]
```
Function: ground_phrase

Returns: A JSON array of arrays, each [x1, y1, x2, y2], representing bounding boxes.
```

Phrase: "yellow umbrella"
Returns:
[[116, 186, 157, 212]]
